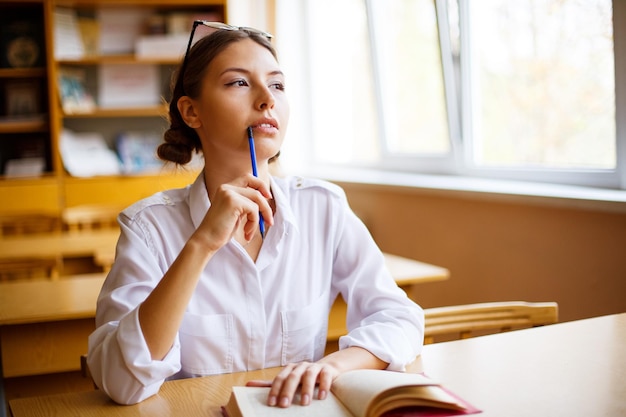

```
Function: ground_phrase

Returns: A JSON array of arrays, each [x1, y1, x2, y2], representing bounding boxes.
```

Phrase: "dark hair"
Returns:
[[158, 30, 278, 165]]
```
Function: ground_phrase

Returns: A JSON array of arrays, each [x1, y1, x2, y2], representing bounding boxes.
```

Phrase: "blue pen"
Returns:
[[247, 127, 265, 239]]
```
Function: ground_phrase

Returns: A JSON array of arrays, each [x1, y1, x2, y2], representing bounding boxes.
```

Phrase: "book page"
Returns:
[[226, 386, 353, 417], [368, 386, 468, 416], [331, 370, 461, 417]]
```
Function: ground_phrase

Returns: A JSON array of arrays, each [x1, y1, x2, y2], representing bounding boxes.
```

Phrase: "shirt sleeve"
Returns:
[[87, 213, 182, 405], [332, 194, 425, 370], [87, 308, 181, 404]]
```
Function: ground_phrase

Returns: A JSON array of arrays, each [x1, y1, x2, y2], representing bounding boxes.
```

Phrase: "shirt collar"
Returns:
[[268, 176, 298, 235]]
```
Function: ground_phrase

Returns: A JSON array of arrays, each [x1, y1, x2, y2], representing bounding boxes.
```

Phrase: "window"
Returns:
[[277, 0, 624, 189], [368, 0, 452, 156], [461, 0, 618, 188]]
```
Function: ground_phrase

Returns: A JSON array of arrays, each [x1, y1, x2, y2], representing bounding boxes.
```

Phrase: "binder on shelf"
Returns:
[[97, 64, 160, 108], [135, 34, 188, 59], [53, 7, 84, 59], [97, 8, 147, 55], [116, 131, 164, 174], [5, 80, 42, 117], [166, 11, 224, 35], [135, 10, 223, 59], [1, 13, 45, 69], [77, 16, 100, 57], [57, 67, 96, 114]]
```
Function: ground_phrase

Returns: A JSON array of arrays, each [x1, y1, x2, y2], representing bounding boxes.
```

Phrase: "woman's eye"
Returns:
[[271, 82, 285, 91], [227, 80, 248, 87]]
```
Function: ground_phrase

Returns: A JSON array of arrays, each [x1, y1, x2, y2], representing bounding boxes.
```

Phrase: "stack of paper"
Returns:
[[60, 129, 121, 177]]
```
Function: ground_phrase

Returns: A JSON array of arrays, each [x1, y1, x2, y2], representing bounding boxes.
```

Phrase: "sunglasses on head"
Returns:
[[179, 21, 274, 96]]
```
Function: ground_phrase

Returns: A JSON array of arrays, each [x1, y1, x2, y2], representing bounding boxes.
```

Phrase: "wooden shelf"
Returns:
[[0, 175, 57, 184], [62, 170, 199, 207], [0, 68, 47, 78], [62, 167, 200, 182], [58, 55, 180, 66], [0, 116, 48, 133], [62, 105, 168, 118], [54, 0, 224, 7]]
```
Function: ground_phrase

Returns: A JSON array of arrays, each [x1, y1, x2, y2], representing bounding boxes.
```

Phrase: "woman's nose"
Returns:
[[255, 86, 275, 110]]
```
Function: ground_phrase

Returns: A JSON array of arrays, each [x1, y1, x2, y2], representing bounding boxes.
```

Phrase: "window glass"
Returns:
[[465, 0, 615, 170], [370, 0, 450, 155], [306, 0, 450, 165], [306, 0, 379, 165]]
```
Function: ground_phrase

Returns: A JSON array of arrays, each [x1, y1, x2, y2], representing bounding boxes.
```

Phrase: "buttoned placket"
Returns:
[[233, 211, 287, 369]]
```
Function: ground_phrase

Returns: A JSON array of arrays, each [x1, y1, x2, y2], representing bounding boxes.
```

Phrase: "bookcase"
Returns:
[[0, 1, 51, 189], [0, 0, 227, 214]]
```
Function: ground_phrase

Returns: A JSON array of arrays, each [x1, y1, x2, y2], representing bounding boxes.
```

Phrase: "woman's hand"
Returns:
[[255, 361, 340, 407], [194, 174, 273, 251], [248, 347, 388, 408], [271, 362, 338, 407]]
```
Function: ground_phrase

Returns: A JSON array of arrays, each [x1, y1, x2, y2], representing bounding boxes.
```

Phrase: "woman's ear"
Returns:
[[177, 96, 201, 128]]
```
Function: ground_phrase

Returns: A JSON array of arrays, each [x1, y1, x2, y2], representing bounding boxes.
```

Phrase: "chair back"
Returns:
[[0, 212, 61, 281], [62, 205, 121, 232], [423, 301, 559, 344], [0, 213, 60, 237]]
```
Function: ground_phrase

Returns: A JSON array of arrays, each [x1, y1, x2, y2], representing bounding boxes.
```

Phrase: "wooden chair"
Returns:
[[0, 213, 62, 280], [0, 213, 60, 237], [62, 205, 121, 232], [60, 205, 121, 273], [0, 258, 60, 281], [423, 301, 559, 344]]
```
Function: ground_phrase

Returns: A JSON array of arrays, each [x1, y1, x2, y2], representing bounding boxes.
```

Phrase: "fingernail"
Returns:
[[301, 394, 310, 406], [268, 396, 277, 406], [279, 396, 290, 408], [318, 389, 327, 400]]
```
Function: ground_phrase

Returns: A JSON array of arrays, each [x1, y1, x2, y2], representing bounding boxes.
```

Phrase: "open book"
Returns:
[[222, 369, 480, 417]]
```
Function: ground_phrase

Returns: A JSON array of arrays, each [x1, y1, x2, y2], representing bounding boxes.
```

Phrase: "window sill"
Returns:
[[300, 166, 626, 214]]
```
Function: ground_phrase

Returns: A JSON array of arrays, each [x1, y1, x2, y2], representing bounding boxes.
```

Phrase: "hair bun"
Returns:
[[158, 129, 196, 165]]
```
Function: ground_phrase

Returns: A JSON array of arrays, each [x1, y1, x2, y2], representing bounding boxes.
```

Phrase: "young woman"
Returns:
[[87, 23, 424, 407]]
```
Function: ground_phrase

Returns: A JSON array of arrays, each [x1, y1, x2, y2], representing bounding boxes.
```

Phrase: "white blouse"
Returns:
[[88, 173, 424, 404]]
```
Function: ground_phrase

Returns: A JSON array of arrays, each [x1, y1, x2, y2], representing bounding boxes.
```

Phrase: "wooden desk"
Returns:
[[0, 274, 105, 377], [0, 230, 119, 276], [0, 230, 119, 264], [9, 313, 625, 417], [381, 253, 449, 286], [420, 313, 626, 417], [327, 255, 449, 345]]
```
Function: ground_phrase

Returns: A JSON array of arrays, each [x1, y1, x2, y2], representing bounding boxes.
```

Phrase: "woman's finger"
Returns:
[[299, 363, 322, 405], [268, 363, 307, 407]]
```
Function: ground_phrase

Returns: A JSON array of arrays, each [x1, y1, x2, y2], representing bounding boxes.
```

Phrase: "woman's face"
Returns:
[[190, 38, 289, 167]]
